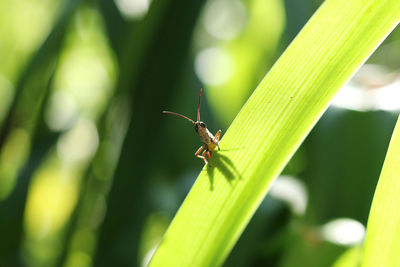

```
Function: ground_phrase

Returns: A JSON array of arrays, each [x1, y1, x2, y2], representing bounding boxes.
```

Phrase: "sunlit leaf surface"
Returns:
[[362, 116, 400, 267]]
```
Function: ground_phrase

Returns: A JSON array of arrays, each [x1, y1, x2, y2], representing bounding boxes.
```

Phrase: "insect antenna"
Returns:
[[197, 88, 203, 121], [162, 111, 195, 124]]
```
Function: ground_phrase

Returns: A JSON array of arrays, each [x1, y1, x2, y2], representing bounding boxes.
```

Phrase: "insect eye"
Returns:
[[200, 122, 206, 128]]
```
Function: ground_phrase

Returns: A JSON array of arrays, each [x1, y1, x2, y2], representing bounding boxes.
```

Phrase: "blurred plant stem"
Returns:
[[92, 0, 206, 266], [55, 1, 128, 265], [0, 1, 81, 265], [0, 0, 81, 151]]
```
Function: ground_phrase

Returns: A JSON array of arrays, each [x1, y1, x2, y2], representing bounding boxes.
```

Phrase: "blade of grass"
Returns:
[[333, 246, 362, 267], [362, 116, 400, 267], [150, 0, 400, 266]]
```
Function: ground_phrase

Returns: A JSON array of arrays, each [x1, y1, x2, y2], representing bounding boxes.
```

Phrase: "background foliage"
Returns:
[[0, 0, 399, 266]]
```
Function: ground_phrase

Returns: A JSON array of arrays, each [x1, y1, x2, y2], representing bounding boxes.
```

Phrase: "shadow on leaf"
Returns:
[[205, 150, 242, 191]]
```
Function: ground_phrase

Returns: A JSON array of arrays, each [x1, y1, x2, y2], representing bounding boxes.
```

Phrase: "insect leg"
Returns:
[[195, 145, 204, 156], [206, 151, 212, 160], [213, 130, 222, 150], [201, 150, 209, 164], [195, 145, 208, 164]]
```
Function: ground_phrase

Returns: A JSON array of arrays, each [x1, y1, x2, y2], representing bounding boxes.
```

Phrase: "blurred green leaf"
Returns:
[[333, 246, 362, 267], [362, 115, 400, 267], [149, 0, 400, 266], [279, 232, 345, 267], [205, 0, 285, 125], [223, 197, 291, 267], [0, 1, 81, 265], [303, 109, 397, 224]]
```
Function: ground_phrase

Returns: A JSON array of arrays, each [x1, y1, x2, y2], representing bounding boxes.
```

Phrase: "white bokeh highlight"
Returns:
[[332, 64, 400, 111], [46, 90, 78, 131], [320, 218, 365, 246], [195, 47, 234, 86], [203, 0, 247, 40], [269, 175, 308, 215], [57, 118, 99, 164], [115, 0, 151, 19]]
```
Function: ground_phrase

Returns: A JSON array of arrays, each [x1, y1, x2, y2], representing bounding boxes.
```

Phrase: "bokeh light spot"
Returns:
[[115, 0, 151, 19], [203, 0, 247, 40], [332, 64, 400, 111], [321, 218, 365, 246], [25, 168, 78, 238], [57, 119, 99, 164], [46, 90, 78, 131], [195, 47, 234, 86], [269, 175, 308, 215]]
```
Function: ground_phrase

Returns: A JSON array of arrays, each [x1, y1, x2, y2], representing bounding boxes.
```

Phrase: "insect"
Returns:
[[162, 88, 221, 164]]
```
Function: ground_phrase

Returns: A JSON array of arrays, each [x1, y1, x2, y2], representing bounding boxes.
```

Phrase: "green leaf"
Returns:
[[362, 116, 400, 267], [333, 246, 362, 267], [150, 0, 400, 266]]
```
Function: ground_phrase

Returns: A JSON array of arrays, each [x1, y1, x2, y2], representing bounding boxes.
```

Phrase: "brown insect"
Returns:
[[162, 88, 221, 164]]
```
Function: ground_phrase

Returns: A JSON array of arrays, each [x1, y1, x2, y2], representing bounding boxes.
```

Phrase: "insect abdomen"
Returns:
[[197, 127, 213, 144]]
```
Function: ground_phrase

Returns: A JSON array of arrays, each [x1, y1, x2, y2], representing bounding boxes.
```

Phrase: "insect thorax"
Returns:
[[195, 122, 214, 145]]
